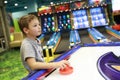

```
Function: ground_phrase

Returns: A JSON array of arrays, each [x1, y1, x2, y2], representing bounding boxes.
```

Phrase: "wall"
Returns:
[[11, 0, 38, 32], [12, 0, 38, 19]]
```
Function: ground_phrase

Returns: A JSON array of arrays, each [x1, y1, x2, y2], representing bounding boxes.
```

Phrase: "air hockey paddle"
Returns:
[[59, 65, 73, 75]]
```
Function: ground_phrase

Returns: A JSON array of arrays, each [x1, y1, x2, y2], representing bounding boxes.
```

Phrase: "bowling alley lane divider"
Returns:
[[24, 45, 81, 80], [69, 30, 81, 48], [106, 26, 120, 39]]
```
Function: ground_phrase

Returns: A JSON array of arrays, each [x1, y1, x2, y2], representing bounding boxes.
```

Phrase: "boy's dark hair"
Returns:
[[18, 14, 38, 35]]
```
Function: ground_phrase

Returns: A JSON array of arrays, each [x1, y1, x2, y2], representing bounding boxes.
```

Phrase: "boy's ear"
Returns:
[[23, 27, 29, 34]]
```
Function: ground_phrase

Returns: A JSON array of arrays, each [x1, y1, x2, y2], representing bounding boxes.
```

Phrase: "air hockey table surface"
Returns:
[[44, 46, 120, 80]]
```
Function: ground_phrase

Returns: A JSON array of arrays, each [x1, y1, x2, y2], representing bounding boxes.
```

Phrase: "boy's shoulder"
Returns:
[[22, 38, 32, 45], [22, 38, 30, 43], [22, 38, 36, 45]]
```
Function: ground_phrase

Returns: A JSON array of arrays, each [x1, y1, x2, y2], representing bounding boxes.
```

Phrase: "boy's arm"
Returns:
[[26, 57, 69, 70]]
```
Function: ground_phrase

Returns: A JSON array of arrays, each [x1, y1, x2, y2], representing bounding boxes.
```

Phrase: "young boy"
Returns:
[[18, 14, 70, 73]]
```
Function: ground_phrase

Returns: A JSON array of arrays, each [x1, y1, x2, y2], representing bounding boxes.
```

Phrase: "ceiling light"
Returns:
[[24, 6, 28, 9], [4, 0, 8, 4], [50, 2, 53, 5], [14, 3, 18, 6]]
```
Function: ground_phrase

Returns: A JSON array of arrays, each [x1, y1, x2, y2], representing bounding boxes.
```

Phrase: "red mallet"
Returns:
[[59, 65, 73, 75]]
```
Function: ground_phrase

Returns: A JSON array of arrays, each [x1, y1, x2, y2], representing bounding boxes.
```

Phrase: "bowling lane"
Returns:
[[55, 32, 70, 54], [78, 29, 93, 44], [96, 27, 120, 42], [44, 46, 120, 80], [41, 34, 52, 47]]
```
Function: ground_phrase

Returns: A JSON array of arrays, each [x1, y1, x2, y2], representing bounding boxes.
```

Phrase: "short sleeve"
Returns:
[[21, 40, 36, 61]]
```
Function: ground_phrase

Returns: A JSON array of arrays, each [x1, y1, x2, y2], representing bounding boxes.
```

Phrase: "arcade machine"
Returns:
[[87, 0, 120, 43], [55, 3, 72, 52], [55, 2, 81, 49], [88, 7, 112, 43], [56, 3, 71, 31], [39, 7, 56, 34], [71, 1, 93, 44], [38, 6, 54, 44], [87, 0, 110, 43]]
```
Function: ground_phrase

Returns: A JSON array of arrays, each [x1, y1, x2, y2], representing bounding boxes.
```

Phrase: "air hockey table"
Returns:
[[42, 46, 120, 80], [26, 44, 120, 80]]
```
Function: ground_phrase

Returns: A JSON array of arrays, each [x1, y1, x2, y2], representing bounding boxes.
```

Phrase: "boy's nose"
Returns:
[[38, 26, 41, 29]]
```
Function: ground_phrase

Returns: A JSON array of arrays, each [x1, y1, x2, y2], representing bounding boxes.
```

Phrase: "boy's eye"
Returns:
[[34, 25, 37, 27]]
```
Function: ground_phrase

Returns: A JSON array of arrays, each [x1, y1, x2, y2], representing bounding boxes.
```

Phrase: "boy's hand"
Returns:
[[57, 60, 70, 69]]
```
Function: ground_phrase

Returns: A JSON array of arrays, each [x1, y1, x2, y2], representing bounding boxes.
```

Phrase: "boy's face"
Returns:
[[24, 18, 41, 38]]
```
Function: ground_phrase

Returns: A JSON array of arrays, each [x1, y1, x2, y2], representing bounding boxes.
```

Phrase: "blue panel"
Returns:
[[90, 7, 108, 27], [84, 42, 120, 46], [72, 9, 90, 29]]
